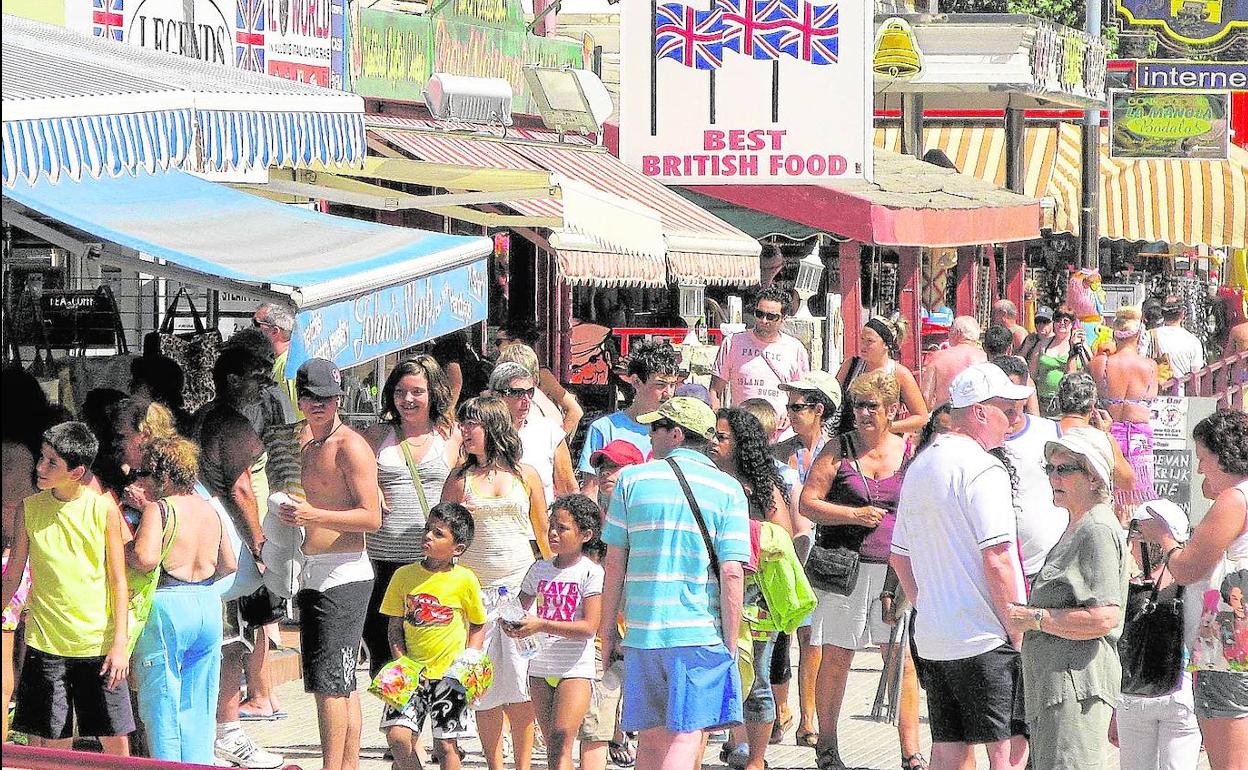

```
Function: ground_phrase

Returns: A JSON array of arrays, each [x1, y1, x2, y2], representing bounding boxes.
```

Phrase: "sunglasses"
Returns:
[[252, 318, 278, 329], [852, 400, 881, 411], [649, 418, 678, 433], [1044, 462, 1084, 477], [753, 308, 782, 322], [499, 387, 535, 400], [786, 402, 817, 413]]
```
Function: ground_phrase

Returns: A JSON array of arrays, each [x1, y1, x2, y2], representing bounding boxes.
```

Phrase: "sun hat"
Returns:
[[1044, 427, 1115, 490]]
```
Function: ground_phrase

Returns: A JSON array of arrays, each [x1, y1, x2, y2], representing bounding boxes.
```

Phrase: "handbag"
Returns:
[[805, 452, 875, 595], [1119, 546, 1185, 697], [143, 288, 223, 412], [126, 499, 179, 653]]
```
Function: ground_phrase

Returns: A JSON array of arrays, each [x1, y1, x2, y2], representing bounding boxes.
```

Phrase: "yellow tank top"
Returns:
[[23, 488, 117, 657]]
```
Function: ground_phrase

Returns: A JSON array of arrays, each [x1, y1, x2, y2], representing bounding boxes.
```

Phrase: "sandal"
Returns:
[[902, 753, 929, 770], [796, 730, 820, 748], [608, 737, 636, 768], [815, 743, 848, 770], [769, 712, 794, 744]]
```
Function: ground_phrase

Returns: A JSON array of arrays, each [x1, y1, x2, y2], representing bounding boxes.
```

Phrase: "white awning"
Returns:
[[2, 14, 366, 187]]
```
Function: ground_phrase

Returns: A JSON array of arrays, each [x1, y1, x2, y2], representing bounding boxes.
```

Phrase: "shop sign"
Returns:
[[1029, 20, 1107, 103], [1135, 60, 1248, 91], [347, 2, 584, 114], [1110, 90, 1230, 159], [1116, 0, 1248, 46], [288, 258, 489, 377], [52, 0, 340, 87], [872, 17, 922, 80], [619, 1, 873, 184], [1151, 395, 1188, 451]]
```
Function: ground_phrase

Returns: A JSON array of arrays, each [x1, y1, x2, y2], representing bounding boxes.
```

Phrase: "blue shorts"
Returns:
[[621, 644, 742, 733]]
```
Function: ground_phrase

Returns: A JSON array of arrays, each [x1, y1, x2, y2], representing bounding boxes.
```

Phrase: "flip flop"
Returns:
[[608, 737, 635, 769], [769, 713, 794, 744], [796, 730, 820, 748], [238, 707, 287, 721]]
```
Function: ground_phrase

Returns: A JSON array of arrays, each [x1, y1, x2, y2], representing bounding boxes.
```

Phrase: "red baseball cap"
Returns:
[[589, 440, 645, 469]]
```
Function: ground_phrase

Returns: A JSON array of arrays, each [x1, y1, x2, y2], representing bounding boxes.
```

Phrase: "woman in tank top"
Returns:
[[441, 395, 546, 770], [835, 316, 928, 435], [1140, 409, 1248, 770], [361, 356, 461, 678]]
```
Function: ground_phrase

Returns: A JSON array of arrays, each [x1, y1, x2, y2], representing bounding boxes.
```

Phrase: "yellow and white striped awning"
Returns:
[[875, 125, 1248, 249]]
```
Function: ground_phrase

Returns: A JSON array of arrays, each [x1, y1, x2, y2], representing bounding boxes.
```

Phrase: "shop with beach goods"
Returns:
[[1, 16, 492, 413]]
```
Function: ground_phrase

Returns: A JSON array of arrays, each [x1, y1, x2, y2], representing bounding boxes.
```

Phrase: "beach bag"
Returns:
[[143, 288, 222, 412], [127, 500, 179, 654], [1119, 549, 1185, 697]]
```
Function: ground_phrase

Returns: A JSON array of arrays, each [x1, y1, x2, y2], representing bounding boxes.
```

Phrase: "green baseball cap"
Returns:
[[779, 370, 843, 411], [637, 396, 717, 440]]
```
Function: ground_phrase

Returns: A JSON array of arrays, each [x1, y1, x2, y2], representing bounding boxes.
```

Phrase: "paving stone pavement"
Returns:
[[241, 646, 1205, 770]]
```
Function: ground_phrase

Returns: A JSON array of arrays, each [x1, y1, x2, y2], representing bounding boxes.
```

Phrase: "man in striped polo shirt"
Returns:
[[599, 396, 751, 769]]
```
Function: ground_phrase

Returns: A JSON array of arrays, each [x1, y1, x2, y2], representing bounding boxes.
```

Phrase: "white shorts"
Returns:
[[475, 586, 531, 711], [808, 562, 894, 650]]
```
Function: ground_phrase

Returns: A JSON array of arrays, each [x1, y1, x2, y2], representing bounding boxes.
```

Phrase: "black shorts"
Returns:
[[11, 647, 135, 739], [297, 579, 373, 697], [379, 677, 474, 740], [918, 645, 1026, 744]]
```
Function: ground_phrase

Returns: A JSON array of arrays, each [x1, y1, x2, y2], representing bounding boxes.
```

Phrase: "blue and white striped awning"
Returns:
[[2, 15, 366, 188]]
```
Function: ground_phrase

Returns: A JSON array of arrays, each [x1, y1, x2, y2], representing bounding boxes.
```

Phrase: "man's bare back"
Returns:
[[298, 423, 376, 555], [1230, 321, 1248, 355]]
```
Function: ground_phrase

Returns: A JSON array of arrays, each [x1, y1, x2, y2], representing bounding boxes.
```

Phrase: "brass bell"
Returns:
[[873, 21, 922, 78]]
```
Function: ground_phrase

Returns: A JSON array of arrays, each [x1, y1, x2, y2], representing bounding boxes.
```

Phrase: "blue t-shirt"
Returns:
[[603, 448, 751, 649], [577, 411, 652, 475]]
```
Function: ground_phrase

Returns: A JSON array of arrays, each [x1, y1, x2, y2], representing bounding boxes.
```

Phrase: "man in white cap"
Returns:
[[891, 363, 1032, 770]]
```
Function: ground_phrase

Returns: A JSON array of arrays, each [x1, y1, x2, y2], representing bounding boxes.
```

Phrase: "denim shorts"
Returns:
[[1194, 670, 1248, 720], [621, 644, 742, 733], [742, 635, 777, 724]]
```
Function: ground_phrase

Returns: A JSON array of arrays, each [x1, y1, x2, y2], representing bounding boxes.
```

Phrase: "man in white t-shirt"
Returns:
[[490, 362, 575, 502], [992, 356, 1068, 582], [1153, 296, 1205, 395], [710, 284, 810, 432], [891, 363, 1031, 770]]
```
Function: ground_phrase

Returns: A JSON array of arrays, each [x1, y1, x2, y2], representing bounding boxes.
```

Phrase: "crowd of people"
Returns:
[[0, 288, 1245, 770]]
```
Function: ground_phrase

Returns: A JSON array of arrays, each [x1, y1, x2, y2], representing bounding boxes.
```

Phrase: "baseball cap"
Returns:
[[296, 358, 344, 398], [1044, 427, 1115, 490], [779, 370, 843, 411], [1132, 499, 1190, 543], [637, 396, 717, 440], [948, 362, 1034, 408], [589, 440, 646, 469], [1035, 306, 1054, 321]]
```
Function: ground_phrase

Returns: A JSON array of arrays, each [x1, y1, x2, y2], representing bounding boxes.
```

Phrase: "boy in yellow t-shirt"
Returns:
[[0, 422, 132, 753], [379, 502, 487, 770]]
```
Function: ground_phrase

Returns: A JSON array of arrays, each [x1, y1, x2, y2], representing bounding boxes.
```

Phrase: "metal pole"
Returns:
[[1005, 106, 1024, 194], [1080, 0, 1102, 270], [902, 93, 924, 159]]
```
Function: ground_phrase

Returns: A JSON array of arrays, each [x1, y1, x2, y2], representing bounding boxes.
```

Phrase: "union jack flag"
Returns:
[[92, 0, 124, 42], [655, 3, 726, 70], [777, 1, 838, 65], [715, 0, 797, 61], [235, 0, 266, 73]]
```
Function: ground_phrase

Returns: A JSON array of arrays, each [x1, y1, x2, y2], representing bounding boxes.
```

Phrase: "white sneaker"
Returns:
[[214, 729, 284, 769]]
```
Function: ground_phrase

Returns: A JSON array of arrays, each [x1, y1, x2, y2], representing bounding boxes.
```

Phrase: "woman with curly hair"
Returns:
[[709, 407, 791, 770], [799, 371, 924, 770], [1140, 409, 1248, 770], [441, 396, 547, 770]]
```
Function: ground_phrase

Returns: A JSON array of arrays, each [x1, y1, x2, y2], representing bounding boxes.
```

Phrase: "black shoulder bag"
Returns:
[[666, 457, 720, 581], [1119, 545, 1186, 697], [805, 453, 873, 596]]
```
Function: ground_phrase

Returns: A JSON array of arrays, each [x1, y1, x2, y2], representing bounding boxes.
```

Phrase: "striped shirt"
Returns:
[[603, 448, 751, 650]]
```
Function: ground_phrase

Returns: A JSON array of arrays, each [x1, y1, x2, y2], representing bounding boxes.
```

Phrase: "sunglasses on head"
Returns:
[[1044, 462, 1084, 477], [785, 402, 817, 413], [753, 308, 782, 322], [500, 386, 535, 400], [649, 418, 678, 433]]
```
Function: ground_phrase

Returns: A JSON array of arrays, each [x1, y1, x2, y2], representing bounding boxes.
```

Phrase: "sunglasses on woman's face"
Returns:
[[786, 402, 817, 413], [1044, 462, 1084, 477], [753, 308, 782, 322], [500, 386, 535, 400], [649, 418, 678, 433]]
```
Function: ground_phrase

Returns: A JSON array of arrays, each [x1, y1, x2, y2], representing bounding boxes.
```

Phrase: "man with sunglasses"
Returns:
[[599, 397, 751, 769], [489, 361, 577, 502], [891, 363, 1033, 770], [710, 285, 810, 436], [252, 303, 300, 416]]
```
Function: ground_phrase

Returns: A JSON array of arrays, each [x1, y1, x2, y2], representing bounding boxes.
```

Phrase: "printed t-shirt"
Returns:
[[578, 411, 652, 475], [23, 488, 118, 657], [892, 433, 1026, 661], [711, 330, 810, 418], [521, 556, 605, 678], [381, 562, 487, 679], [603, 448, 751, 649]]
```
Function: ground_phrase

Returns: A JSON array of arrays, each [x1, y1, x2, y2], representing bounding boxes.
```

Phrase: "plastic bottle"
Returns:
[[497, 587, 541, 659]]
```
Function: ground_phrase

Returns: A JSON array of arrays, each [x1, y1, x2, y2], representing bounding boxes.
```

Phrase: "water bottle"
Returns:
[[497, 587, 541, 660]]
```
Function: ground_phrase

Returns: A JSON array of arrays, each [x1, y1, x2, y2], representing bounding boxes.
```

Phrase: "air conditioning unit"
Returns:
[[423, 73, 514, 127]]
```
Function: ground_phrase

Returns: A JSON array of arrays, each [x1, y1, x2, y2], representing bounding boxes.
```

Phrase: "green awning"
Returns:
[[673, 188, 822, 242]]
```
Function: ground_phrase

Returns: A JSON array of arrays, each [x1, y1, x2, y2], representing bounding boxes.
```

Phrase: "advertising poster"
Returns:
[[1110, 90, 1230, 160], [618, 0, 873, 184]]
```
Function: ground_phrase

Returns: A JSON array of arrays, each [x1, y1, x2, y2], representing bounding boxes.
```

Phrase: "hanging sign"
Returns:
[[1110, 90, 1230, 160], [1116, 0, 1248, 46], [619, 0, 873, 184]]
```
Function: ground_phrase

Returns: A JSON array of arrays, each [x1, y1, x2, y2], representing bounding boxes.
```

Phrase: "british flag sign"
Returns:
[[235, 0, 266, 73], [716, 0, 798, 60], [92, 0, 124, 42], [655, 3, 726, 69], [777, 1, 839, 65]]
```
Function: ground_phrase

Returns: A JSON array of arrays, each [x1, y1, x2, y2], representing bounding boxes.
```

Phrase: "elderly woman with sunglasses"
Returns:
[[835, 316, 928, 435], [1006, 427, 1129, 770], [800, 371, 924, 770]]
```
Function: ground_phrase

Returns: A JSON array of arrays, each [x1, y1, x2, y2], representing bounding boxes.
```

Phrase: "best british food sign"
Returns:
[[619, 0, 873, 184]]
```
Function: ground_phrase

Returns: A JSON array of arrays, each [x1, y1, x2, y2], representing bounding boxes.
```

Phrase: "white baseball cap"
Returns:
[[1132, 499, 1191, 543], [948, 362, 1034, 408]]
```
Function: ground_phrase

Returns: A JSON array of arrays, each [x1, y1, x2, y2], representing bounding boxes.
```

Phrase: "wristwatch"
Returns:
[[1032, 608, 1044, 631]]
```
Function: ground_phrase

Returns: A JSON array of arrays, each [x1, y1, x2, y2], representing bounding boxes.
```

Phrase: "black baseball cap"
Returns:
[[296, 358, 344, 398]]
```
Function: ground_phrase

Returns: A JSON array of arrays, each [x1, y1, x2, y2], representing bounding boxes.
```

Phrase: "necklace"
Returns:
[[302, 418, 344, 452]]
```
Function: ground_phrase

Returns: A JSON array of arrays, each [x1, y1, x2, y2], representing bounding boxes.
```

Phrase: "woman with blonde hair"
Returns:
[[836, 317, 928, 435], [1088, 306, 1156, 515]]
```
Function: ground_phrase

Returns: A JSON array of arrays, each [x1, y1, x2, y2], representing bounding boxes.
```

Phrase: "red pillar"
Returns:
[[955, 245, 977, 317], [839, 241, 862, 358], [898, 246, 923, 373], [1005, 242, 1026, 312]]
